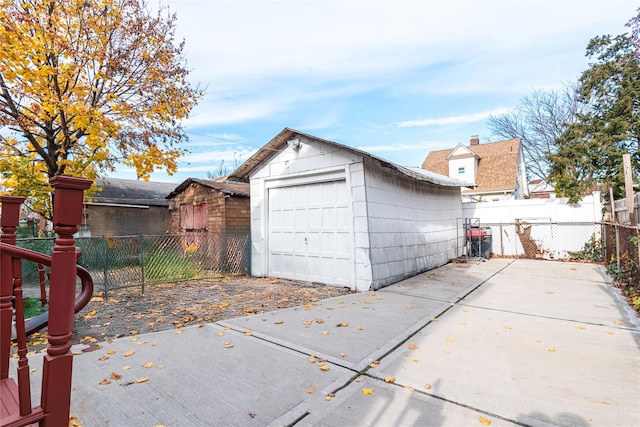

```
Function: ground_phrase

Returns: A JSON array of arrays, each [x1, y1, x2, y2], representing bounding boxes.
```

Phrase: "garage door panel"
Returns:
[[283, 209, 295, 229], [335, 233, 351, 257], [336, 206, 351, 228], [308, 208, 321, 230], [320, 233, 335, 254], [269, 180, 352, 286], [321, 207, 336, 228], [335, 182, 348, 203]]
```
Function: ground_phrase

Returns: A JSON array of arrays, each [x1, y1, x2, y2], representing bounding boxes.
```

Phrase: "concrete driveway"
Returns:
[[17, 259, 640, 426]]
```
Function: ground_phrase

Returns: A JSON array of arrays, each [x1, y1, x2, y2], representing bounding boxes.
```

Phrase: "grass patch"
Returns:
[[24, 297, 46, 318]]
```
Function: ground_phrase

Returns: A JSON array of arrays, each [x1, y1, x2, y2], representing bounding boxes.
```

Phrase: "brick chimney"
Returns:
[[470, 135, 480, 146]]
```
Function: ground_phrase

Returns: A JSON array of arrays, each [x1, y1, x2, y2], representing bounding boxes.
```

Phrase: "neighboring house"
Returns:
[[228, 128, 471, 292], [166, 178, 250, 234], [528, 179, 556, 199], [421, 136, 529, 202], [84, 177, 177, 236]]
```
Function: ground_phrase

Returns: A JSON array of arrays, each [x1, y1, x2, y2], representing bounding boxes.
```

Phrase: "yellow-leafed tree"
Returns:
[[0, 0, 202, 217]]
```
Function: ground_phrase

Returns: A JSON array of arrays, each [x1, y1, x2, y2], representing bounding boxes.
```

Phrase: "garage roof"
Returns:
[[228, 128, 473, 188], [166, 178, 250, 199], [89, 177, 177, 207]]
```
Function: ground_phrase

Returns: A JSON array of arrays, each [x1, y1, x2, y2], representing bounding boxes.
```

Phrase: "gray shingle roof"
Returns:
[[228, 128, 472, 188], [88, 178, 178, 207]]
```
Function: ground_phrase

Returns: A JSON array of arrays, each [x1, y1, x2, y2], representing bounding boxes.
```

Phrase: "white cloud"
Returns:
[[398, 108, 511, 128], [166, 1, 636, 128], [180, 148, 257, 164], [361, 143, 432, 152]]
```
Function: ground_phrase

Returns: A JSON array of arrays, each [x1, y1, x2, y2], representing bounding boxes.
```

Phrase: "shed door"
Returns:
[[268, 180, 352, 286]]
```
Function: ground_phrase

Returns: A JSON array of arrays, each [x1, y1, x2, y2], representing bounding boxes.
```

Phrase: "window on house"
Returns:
[[180, 203, 208, 231], [458, 167, 465, 174]]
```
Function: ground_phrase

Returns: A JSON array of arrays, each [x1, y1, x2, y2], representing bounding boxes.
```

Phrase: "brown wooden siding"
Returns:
[[168, 182, 249, 234]]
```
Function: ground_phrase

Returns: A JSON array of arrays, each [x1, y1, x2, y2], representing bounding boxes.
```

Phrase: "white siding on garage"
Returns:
[[249, 135, 369, 289], [364, 159, 462, 289], [268, 180, 352, 286], [247, 130, 463, 292]]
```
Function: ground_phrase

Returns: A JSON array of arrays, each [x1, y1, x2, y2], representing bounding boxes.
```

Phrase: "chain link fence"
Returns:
[[603, 223, 639, 289], [16, 233, 249, 297], [457, 221, 604, 261]]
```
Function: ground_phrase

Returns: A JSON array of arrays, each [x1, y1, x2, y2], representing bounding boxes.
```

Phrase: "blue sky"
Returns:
[[115, 0, 639, 183]]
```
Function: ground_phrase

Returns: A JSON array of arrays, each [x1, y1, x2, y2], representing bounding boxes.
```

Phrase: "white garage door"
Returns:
[[268, 180, 352, 286]]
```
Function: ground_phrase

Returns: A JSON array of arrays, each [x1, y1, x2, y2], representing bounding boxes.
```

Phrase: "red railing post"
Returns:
[[40, 176, 91, 427], [0, 196, 25, 381]]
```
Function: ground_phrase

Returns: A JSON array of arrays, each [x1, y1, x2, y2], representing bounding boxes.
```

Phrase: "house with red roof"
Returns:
[[421, 136, 529, 203]]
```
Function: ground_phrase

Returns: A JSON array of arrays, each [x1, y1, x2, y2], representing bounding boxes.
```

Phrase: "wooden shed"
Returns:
[[167, 178, 250, 235], [229, 128, 471, 291]]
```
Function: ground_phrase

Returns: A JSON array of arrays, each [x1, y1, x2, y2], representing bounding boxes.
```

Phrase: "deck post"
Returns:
[[40, 176, 91, 427], [0, 196, 25, 381]]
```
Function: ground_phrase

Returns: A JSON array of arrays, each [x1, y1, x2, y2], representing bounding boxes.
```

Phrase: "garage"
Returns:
[[268, 180, 352, 286], [229, 128, 468, 291]]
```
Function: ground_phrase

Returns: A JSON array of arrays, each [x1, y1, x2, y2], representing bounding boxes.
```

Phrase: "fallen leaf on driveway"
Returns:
[[479, 416, 492, 425], [362, 388, 374, 395], [224, 342, 234, 348], [336, 322, 349, 327], [143, 362, 154, 369], [122, 349, 135, 357], [613, 321, 624, 325], [136, 377, 149, 383], [99, 379, 111, 385], [383, 376, 396, 383], [424, 384, 432, 390], [408, 343, 418, 350], [110, 372, 122, 380], [82, 344, 102, 352], [308, 355, 317, 363], [548, 347, 556, 352]]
